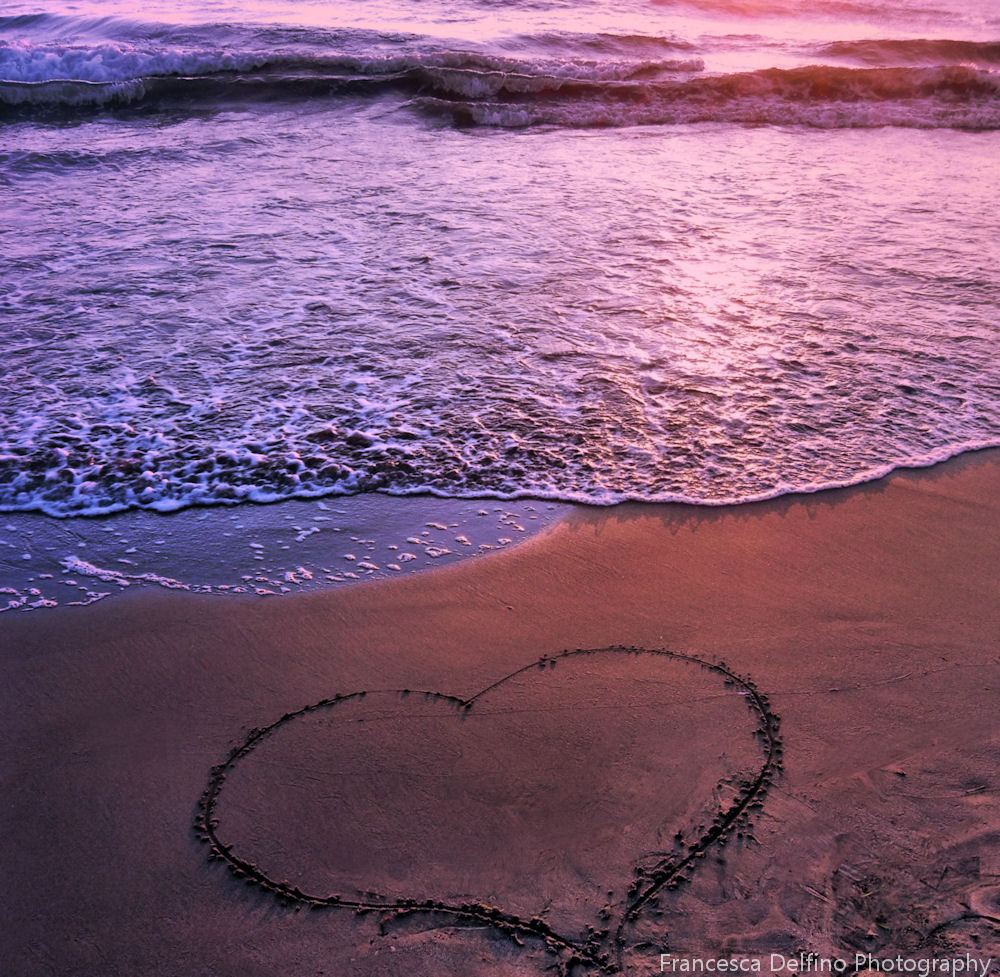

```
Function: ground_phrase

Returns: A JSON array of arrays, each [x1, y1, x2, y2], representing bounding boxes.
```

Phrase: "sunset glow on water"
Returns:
[[2, 0, 999, 523]]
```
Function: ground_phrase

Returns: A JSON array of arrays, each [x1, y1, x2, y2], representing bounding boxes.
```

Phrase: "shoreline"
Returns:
[[2, 448, 999, 975], [4, 444, 999, 617], [0, 494, 572, 612]]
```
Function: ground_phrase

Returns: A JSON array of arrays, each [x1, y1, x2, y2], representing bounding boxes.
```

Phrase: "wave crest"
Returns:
[[1, 22, 998, 129], [818, 38, 1000, 66], [419, 63, 1000, 129]]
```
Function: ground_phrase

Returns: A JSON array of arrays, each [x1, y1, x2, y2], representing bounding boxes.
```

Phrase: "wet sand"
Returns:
[[2, 449, 999, 976]]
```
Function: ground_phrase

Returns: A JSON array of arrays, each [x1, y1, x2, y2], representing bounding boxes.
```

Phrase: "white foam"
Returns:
[[58, 554, 199, 591], [0, 40, 269, 84]]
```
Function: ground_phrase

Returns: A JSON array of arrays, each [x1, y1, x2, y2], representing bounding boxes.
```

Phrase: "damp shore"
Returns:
[[2, 448, 999, 975]]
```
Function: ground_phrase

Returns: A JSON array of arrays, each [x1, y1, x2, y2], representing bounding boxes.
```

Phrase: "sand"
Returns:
[[2, 449, 999, 977]]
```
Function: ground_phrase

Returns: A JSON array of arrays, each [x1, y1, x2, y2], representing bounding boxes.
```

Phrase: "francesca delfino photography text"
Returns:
[[2, 0, 999, 974]]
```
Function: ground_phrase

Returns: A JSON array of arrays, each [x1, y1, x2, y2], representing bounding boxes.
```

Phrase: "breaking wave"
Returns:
[[1, 15, 998, 128], [416, 64, 1000, 129]]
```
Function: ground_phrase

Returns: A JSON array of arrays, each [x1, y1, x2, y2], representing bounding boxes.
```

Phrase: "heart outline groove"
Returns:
[[194, 646, 783, 974]]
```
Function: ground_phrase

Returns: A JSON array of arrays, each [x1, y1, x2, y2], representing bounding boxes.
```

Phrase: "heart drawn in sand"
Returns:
[[195, 647, 782, 973]]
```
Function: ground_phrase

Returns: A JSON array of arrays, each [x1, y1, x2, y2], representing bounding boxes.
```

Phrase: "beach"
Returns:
[[3, 448, 998, 976], [3, 0, 1000, 971]]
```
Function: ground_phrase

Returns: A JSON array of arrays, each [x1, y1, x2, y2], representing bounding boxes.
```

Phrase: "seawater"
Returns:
[[1, 0, 998, 607]]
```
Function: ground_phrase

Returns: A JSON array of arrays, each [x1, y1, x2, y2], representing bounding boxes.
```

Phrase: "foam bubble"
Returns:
[[0, 498, 568, 614]]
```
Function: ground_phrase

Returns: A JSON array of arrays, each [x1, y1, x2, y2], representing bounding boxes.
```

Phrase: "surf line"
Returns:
[[194, 645, 784, 975]]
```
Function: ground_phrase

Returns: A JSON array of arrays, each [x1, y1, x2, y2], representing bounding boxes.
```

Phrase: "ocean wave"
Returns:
[[2, 12, 998, 128], [0, 38, 272, 84], [2, 433, 998, 518], [1, 36, 997, 129], [817, 38, 1000, 66], [503, 30, 698, 57], [650, 0, 967, 23], [416, 64, 1000, 129], [0, 39, 705, 114]]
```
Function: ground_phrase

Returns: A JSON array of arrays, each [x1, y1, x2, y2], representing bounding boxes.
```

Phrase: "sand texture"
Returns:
[[2, 450, 999, 976]]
